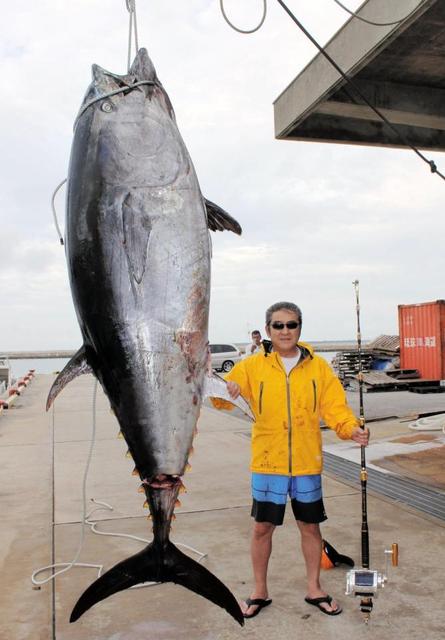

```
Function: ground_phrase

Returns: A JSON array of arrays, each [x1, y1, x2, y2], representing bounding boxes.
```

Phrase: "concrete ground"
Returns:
[[1, 374, 444, 640]]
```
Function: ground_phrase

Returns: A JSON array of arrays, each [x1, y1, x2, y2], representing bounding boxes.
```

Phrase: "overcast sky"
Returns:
[[1, 0, 444, 351]]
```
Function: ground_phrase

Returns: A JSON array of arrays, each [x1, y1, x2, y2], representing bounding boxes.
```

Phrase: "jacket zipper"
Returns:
[[259, 382, 264, 414], [276, 351, 308, 476], [285, 375, 293, 474], [312, 379, 317, 412]]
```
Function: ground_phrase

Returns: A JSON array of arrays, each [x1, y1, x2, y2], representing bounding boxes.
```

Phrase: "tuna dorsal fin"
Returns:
[[203, 373, 253, 420], [46, 346, 92, 411], [204, 199, 242, 235]]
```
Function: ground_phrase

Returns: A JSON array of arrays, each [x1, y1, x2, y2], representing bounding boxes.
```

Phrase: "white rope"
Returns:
[[83, 499, 206, 589], [409, 413, 445, 432], [32, 380, 101, 586], [220, 0, 267, 34]]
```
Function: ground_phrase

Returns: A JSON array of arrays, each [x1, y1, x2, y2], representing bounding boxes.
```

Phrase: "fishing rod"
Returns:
[[355, 279, 369, 572], [345, 280, 399, 623]]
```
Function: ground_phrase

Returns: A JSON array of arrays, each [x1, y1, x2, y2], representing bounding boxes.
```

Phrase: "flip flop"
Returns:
[[243, 597, 272, 619], [304, 595, 342, 616]]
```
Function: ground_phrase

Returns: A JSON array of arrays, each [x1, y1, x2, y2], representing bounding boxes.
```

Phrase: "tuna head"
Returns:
[[82, 47, 163, 110], [75, 48, 185, 188]]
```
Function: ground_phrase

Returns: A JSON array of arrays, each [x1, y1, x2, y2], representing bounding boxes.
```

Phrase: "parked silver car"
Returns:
[[209, 343, 242, 372]]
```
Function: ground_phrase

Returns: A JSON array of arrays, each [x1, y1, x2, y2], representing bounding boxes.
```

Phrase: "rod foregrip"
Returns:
[[361, 526, 369, 568]]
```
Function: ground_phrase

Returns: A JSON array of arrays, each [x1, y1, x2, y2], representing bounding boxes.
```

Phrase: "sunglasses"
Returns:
[[270, 321, 300, 330]]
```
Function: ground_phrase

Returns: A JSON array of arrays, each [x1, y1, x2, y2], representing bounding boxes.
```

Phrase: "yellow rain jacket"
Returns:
[[212, 341, 358, 476]]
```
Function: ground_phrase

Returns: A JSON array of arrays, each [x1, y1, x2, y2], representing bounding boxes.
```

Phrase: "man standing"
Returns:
[[246, 329, 263, 356], [212, 301, 369, 619]]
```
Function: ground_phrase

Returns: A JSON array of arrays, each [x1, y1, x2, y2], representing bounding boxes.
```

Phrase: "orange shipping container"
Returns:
[[398, 300, 445, 380]]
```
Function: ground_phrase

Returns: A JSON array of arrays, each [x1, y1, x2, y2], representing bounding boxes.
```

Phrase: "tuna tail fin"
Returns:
[[46, 346, 92, 411], [204, 198, 242, 235], [70, 541, 244, 626]]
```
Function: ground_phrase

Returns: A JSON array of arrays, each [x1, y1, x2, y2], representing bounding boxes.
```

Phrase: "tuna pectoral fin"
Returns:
[[70, 541, 244, 626], [204, 198, 242, 235], [203, 373, 254, 421], [46, 346, 92, 411]]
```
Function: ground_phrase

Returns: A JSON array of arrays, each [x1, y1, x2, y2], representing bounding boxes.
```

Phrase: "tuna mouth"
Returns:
[[146, 474, 182, 489]]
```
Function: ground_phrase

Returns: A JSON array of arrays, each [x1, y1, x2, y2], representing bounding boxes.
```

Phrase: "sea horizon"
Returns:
[[7, 349, 338, 379]]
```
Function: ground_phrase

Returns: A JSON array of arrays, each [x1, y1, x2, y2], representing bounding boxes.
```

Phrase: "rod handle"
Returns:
[[384, 542, 399, 567], [391, 543, 399, 567]]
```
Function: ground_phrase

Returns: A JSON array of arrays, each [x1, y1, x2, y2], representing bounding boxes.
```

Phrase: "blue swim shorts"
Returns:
[[251, 472, 327, 525]]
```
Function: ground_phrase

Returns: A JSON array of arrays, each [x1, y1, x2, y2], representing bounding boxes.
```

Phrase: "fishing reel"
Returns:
[[345, 543, 399, 622]]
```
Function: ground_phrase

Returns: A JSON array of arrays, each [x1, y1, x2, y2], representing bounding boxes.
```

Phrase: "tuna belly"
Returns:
[[113, 351, 204, 481]]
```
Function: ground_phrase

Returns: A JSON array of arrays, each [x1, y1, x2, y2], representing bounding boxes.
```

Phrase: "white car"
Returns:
[[209, 344, 242, 372]]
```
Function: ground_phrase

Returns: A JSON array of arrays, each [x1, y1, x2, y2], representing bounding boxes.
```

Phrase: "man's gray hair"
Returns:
[[265, 301, 302, 326]]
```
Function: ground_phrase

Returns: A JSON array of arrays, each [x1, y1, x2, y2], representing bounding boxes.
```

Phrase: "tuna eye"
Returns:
[[101, 101, 113, 113]]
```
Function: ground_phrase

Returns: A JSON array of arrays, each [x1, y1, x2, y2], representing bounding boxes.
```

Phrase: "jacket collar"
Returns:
[[262, 339, 314, 361]]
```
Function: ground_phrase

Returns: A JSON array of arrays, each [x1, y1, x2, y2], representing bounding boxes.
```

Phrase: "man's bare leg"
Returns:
[[297, 521, 340, 613], [241, 521, 275, 616]]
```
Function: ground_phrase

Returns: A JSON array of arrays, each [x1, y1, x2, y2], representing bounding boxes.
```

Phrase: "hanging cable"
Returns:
[[274, 0, 445, 182], [219, 0, 267, 34], [51, 2, 146, 246], [126, 0, 139, 71], [74, 80, 156, 127], [219, 0, 445, 181], [127, 8, 133, 72], [332, 0, 415, 27]]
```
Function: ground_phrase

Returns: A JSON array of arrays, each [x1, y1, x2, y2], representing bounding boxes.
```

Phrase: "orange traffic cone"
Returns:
[[321, 539, 354, 570]]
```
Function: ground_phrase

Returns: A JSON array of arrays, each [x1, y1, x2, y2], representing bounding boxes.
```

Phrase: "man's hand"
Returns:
[[226, 380, 241, 399], [351, 426, 370, 446]]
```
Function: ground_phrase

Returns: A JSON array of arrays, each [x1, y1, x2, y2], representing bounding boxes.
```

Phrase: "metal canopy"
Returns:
[[273, 0, 445, 150]]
